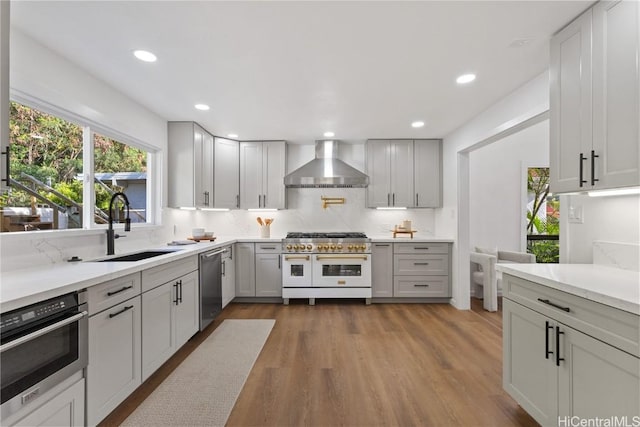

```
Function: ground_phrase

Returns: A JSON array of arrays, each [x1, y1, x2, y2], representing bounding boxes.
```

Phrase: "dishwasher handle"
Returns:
[[203, 249, 227, 258]]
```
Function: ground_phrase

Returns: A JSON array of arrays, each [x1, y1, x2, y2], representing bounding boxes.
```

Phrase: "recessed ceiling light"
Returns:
[[228, 133, 238, 138], [323, 131, 335, 137], [133, 50, 157, 63], [411, 121, 425, 128], [456, 74, 476, 84], [194, 104, 210, 111]]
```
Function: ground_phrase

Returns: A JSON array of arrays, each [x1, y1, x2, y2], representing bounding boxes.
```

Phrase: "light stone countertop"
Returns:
[[496, 263, 640, 315], [1, 234, 455, 313], [369, 235, 454, 243]]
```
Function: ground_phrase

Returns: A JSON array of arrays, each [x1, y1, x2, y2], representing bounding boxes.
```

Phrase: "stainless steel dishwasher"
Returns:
[[199, 248, 225, 330]]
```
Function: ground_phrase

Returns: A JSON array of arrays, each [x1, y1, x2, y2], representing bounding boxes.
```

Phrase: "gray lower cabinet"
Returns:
[[371, 243, 393, 297], [503, 274, 640, 424], [235, 243, 256, 297], [255, 243, 282, 297], [86, 273, 142, 426], [392, 242, 451, 298], [141, 257, 199, 381], [11, 378, 85, 427]]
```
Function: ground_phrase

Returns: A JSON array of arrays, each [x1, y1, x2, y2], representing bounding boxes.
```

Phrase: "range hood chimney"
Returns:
[[284, 140, 369, 188]]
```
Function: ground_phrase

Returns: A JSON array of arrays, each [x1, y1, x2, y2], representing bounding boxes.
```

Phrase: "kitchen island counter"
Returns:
[[496, 263, 640, 315]]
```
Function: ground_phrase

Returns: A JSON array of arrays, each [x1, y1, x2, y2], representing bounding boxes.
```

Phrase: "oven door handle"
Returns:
[[285, 255, 310, 261], [315, 255, 368, 261], [0, 310, 88, 353]]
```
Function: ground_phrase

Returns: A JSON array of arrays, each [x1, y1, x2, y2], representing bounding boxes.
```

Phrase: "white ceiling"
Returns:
[[10, 1, 591, 144]]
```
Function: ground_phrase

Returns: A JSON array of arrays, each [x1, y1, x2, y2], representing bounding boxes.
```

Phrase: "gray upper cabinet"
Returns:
[[414, 139, 442, 208], [366, 139, 441, 208], [550, 1, 639, 193], [168, 122, 214, 208], [214, 137, 240, 209], [366, 140, 414, 208], [240, 141, 286, 209]]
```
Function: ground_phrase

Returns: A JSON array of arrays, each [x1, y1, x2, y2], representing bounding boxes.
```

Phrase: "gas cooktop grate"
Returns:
[[285, 232, 367, 239]]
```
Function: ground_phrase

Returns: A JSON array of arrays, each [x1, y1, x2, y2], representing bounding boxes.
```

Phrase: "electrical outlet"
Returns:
[[568, 205, 584, 224]]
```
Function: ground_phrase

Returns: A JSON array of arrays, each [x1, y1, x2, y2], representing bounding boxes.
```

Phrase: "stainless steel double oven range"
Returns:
[[0, 290, 88, 421], [281, 232, 372, 305]]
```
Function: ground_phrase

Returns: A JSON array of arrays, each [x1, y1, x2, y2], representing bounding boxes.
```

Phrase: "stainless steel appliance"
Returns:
[[199, 248, 225, 330], [282, 232, 372, 304], [0, 291, 88, 420]]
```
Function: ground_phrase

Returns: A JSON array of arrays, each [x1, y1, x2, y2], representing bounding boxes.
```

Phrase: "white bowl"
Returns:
[[204, 231, 214, 238], [192, 228, 205, 238]]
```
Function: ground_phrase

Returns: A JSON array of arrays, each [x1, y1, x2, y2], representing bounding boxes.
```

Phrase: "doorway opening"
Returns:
[[526, 167, 560, 263]]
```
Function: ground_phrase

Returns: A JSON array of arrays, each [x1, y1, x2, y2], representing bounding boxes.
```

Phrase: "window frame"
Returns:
[[6, 92, 161, 233]]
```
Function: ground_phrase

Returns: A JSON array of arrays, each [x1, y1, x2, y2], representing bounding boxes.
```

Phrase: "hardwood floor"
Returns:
[[101, 298, 538, 427]]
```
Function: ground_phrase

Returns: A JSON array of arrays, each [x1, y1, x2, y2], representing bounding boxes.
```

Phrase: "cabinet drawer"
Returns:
[[394, 276, 449, 297], [255, 243, 281, 254], [87, 273, 141, 315], [393, 254, 448, 275], [142, 255, 198, 293], [504, 274, 640, 357], [394, 242, 449, 254]]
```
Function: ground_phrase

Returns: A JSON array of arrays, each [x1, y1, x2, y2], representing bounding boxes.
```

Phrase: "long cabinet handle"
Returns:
[[236, 194, 240, 209], [392, 193, 395, 206], [278, 255, 281, 269], [555, 326, 564, 366], [416, 193, 419, 207], [413, 284, 429, 287], [413, 262, 430, 265], [374, 244, 390, 247], [173, 283, 179, 305], [178, 280, 183, 304], [537, 298, 570, 313], [387, 193, 390, 206], [222, 260, 226, 277], [109, 305, 134, 318], [258, 195, 261, 208], [316, 255, 368, 261], [285, 255, 310, 261], [107, 285, 133, 296], [591, 150, 599, 186], [263, 194, 267, 207], [545, 321, 553, 359], [1, 149, 9, 186], [579, 153, 587, 187], [414, 247, 430, 250]]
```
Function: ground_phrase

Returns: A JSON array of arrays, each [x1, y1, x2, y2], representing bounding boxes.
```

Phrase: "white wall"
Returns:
[[439, 71, 550, 309], [469, 120, 549, 253], [1, 30, 169, 272], [562, 194, 640, 263]]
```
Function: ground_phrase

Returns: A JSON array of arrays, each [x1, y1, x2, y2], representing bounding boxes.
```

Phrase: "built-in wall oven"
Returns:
[[0, 291, 88, 420]]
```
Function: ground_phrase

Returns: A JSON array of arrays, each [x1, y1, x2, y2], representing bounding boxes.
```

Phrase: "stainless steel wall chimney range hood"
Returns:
[[284, 140, 369, 188]]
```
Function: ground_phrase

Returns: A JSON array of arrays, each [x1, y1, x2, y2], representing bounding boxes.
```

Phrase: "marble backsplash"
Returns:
[[593, 241, 640, 272]]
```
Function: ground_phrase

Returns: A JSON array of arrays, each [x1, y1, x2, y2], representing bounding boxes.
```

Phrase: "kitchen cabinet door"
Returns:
[[141, 282, 174, 381], [550, 10, 593, 194], [0, 1, 9, 192], [557, 324, 640, 420], [366, 141, 392, 207], [503, 299, 558, 426], [371, 243, 393, 297], [414, 139, 442, 208], [174, 270, 199, 349], [255, 252, 282, 297], [168, 122, 214, 208], [240, 142, 262, 209], [389, 140, 414, 207], [222, 247, 236, 308], [214, 137, 240, 209], [262, 141, 286, 209], [235, 243, 256, 296], [12, 378, 85, 427], [87, 297, 141, 426], [591, 0, 640, 190]]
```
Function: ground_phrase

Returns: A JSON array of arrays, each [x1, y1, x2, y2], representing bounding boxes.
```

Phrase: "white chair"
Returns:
[[470, 248, 536, 312]]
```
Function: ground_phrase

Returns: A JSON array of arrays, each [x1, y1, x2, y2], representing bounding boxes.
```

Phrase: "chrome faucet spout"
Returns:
[[106, 192, 131, 255]]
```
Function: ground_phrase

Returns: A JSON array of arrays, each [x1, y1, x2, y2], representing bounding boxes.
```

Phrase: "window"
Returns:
[[526, 167, 560, 263], [1, 101, 155, 233]]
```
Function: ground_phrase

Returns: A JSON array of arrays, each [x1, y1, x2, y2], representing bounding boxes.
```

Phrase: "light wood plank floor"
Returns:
[[101, 298, 538, 427]]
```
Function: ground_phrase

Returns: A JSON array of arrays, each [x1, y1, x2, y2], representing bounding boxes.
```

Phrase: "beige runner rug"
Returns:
[[121, 319, 275, 427]]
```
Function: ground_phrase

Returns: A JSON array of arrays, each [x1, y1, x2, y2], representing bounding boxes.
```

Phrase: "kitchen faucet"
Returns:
[[106, 192, 131, 255]]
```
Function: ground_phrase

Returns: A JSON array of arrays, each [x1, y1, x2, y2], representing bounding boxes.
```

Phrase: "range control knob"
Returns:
[[293, 244, 299, 251], [286, 244, 292, 251], [307, 244, 313, 250], [348, 244, 354, 251], [337, 244, 343, 250], [360, 244, 367, 251], [330, 244, 336, 251]]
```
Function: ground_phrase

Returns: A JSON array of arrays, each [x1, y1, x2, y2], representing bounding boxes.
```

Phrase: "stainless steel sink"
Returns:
[[95, 250, 180, 262]]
